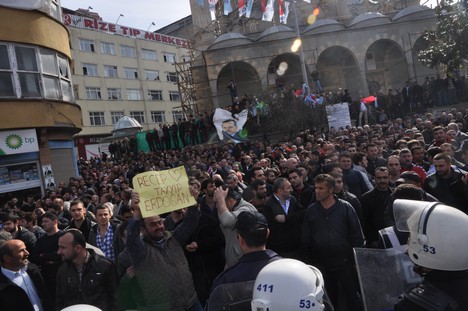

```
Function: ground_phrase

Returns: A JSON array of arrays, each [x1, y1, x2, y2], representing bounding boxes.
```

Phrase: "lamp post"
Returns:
[[115, 14, 124, 25], [147, 22, 156, 31], [290, 0, 309, 92]]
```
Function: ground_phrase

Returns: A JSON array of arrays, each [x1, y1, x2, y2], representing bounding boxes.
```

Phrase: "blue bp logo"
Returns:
[[5, 134, 23, 150]]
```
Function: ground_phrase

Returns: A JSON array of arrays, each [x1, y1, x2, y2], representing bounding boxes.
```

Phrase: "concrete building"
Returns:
[[62, 8, 191, 159], [185, 0, 441, 111], [0, 1, 81, 202]]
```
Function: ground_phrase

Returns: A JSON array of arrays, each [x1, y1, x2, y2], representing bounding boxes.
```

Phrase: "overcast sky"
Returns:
[[60, 0, 192, 31], [60, 0, 439, 32]]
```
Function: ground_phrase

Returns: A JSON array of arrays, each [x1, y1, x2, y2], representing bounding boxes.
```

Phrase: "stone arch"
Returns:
[[316, 46, 362, 96], [365, 39, 408, 93], [411, 35, 438, 83], [266, 53, 303, 90], [216, 61, 261, 106]]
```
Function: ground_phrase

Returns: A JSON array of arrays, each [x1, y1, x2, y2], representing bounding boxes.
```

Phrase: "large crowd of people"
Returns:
[[1, 92, 468, 310]]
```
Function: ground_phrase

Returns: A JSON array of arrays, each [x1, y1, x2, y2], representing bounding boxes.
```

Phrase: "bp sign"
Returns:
[[0, 129, 39, 156]]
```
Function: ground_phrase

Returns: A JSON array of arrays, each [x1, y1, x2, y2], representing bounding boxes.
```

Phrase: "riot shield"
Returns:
[[354, 248, 423, 311], [207, 281, 255, 311]]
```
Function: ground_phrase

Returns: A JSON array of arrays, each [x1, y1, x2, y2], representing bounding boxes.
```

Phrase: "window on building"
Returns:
[[144, 69, 159, 81], [166, 72, 178, 83], [141, 49, 157, 60], [58, 55, 73, 102], [50, 0, 61, 20], [82, 63, 98, 76], [0, 45, 14, 97], [148, 90, 163, 101], [120, 45, 136, 57], [130, 111, 145, 124], [0, 43, 73, 101], [104, 65, 118, 78], [169, 91, 180, 101], [89, 111, 105, 125], [111, 111, 124, 124], [101, 42, 115, 55], [127, 89, 141, 100], [15, 46, 41, 97], [86, 87, 102, 100], [107, 88, 121, 100], [40, 49, 61, 99], [172, 110, 183, 122], [124, 67, 138, 79], [163, 53, 176, 63], [151, 111, 166, 123], [79, 39, 95, 52]]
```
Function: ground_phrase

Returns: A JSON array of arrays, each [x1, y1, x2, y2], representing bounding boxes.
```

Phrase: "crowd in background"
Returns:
[[1, 91, 468, 309]]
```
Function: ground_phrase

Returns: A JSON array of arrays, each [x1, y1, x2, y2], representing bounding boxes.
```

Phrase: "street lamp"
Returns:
[[147, 22, 156, 31], [289, 0, 309, 93], [115, 14, 124, 25]]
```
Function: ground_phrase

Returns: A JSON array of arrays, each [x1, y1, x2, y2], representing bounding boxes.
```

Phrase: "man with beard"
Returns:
[[399, 148, 426, 185], [0, 239, 52, 311], [2, 213, 36, 253], [365, 143, 386, 177], [56, 229, 117, 310], [424, 153, 468, 214], [262, 177, 305, 259], [248, 179, 269, 213], [66, 200, 96, 243], [199, 179, 218, 220], [361, 167, 393, 247], [302, 174, 364, 311], [126, 188, 203, 310], [31, 212, 63, 302], [288, 169, 315, 209]]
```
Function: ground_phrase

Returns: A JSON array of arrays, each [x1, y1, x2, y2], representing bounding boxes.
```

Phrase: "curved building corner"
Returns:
[[0, 3, 82, 203]]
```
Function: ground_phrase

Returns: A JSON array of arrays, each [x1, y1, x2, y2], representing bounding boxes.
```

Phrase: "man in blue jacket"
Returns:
[[210, 211, 281, 292]]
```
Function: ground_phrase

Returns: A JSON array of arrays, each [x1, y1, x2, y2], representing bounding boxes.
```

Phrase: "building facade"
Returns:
[[0, 1, 82, 202], [62, 9, 191, 159], [187, 0, 441, 111]]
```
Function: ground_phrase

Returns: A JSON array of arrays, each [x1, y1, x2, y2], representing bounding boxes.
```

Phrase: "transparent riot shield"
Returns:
[[354, 248, 423, 311], [207, 281, 255, 311]]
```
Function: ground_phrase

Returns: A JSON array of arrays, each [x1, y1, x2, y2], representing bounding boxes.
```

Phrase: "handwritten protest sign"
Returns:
[[132, 166, 196, 218]]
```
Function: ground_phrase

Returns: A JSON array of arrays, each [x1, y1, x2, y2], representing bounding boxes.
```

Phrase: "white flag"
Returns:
[[262, 0, 275, 21]]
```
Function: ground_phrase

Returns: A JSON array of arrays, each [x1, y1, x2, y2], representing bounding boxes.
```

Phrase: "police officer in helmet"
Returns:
[[393, 199, 468, 310]]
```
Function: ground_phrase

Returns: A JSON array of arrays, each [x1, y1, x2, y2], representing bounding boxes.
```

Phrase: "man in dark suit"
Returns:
[[262, 177, 305, 259], [0, 239, 53, 311]]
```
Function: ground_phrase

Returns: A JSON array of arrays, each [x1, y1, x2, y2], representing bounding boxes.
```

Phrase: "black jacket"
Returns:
[[56, 249, 118, 311], [424, 169, 468, 214], [210, 250, 281, 292], [395, 270, 468, 311], [360, 187, 393, 245], [263, 195, 305, 257], [302, 198, 365, 271], [0, 263, 53, 311]]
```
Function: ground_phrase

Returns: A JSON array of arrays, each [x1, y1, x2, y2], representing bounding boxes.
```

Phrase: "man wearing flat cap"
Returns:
[[209, 211, 280, 292]]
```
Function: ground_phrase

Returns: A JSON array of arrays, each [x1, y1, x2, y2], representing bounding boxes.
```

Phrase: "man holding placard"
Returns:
[[127, 167, 203, 311]]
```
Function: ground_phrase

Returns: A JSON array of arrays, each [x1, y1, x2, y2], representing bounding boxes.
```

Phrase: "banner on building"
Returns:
[[0, 129, 39, 156], [133, 166, 197, 218], [62, 13, 189, 48], [213, 108, 249, 143], [326, 103, 352, 130]]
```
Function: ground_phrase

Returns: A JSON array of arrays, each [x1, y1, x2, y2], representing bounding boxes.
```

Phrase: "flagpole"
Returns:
[[290, 0, 309, 93]]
